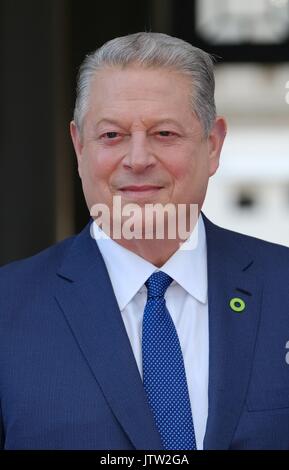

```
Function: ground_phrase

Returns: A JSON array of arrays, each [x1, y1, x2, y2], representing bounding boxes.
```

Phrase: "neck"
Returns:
[[114, 237, 183, 267], [93, 210, 200, 266]]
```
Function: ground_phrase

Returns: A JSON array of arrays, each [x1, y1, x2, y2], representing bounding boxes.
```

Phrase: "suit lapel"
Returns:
[[202, 215, 263, 449], [55, 222, 163, 450]]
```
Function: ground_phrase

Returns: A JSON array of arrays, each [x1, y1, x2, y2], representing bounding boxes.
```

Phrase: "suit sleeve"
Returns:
[[0, 401, 4, 449]]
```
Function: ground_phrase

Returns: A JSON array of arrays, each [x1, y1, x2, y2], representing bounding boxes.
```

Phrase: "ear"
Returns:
[[207, 116, 227, 177], [70, 121, 83, 178]]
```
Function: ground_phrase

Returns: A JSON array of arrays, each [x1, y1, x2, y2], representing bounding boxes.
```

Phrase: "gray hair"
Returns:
[[73, 32, 217, 136]]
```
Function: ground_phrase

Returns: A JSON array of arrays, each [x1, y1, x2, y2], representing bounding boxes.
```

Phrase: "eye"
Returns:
[[99, 131, 124, 144], [101, 131, 120, 139], [157, 130, 175, 137]]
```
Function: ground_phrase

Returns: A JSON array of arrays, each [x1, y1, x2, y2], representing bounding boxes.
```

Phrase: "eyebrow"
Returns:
[[95, 118, 185, 131], [151, 119, 184, 130], [95, 119, 124, 128]]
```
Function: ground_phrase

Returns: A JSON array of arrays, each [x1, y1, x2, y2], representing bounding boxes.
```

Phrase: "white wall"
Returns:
[[203, 64, 289, 246]]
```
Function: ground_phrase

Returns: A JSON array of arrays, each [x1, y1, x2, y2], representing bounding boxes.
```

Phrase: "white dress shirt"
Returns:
[[92, 216, 209, 450]]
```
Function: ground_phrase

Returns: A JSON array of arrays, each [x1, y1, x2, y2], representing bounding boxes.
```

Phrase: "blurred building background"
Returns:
[[0, 0, 288, 265]]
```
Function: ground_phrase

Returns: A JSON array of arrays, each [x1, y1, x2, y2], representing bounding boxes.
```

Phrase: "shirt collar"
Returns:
[[93, 214, 207, 311]]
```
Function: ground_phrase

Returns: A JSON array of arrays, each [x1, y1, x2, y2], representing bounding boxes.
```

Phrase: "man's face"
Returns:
[[71, 65, 226, 221]]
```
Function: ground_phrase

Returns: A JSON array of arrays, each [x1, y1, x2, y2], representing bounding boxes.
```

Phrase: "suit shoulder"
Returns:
[[210, 220, 289, 268], [0, 235, 76, 286]]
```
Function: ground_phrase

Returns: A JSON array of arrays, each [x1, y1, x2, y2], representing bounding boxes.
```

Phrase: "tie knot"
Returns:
[[145, 271, 173, 299]]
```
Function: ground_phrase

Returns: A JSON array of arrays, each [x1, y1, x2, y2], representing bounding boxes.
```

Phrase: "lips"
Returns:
[[118, 185, 163, 199], [120, 185, 162, 192]]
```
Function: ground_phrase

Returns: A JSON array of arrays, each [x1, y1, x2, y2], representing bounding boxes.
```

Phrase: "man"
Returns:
[[1, 32, 289, 450]]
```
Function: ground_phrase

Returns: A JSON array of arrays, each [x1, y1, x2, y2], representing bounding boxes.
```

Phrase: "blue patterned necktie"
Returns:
[[142, 271, 197, 450]]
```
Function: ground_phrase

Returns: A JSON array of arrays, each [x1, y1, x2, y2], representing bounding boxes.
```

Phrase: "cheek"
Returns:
[[165, 152, 197, 181], [164, 138, 208, 179], [166, 147, 210, 200], [81, 147, 117, 183]]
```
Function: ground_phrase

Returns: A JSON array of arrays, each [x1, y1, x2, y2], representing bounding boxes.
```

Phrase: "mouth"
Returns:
[[119, 185, 163, 198]]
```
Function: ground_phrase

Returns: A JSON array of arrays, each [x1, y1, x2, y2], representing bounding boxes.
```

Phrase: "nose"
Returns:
[[122, 131, 156, 173]]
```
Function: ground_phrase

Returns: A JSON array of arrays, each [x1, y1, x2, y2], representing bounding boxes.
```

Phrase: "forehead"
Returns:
[[87, 66, 193, 116]]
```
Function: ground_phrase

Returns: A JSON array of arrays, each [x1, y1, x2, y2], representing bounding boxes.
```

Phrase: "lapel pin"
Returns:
[[230, 297, 245, 313]]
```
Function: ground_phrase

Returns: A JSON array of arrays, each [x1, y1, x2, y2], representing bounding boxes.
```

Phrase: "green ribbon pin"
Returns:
[[230, 297, 245, 313]]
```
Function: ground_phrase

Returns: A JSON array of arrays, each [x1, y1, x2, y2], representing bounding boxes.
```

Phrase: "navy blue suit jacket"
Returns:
[[1, 215, 289, 449]]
